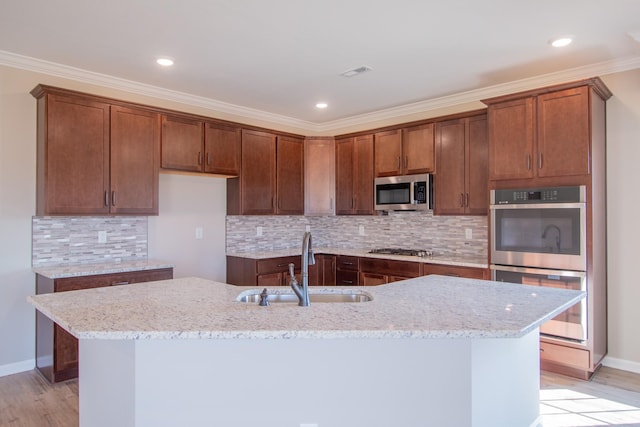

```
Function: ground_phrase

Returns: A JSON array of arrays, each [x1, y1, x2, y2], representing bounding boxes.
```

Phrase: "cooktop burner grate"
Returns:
[[368, 248, 433, 257]]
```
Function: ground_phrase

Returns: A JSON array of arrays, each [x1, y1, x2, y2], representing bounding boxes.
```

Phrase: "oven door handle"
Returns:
[[490, 264, 586, 278], [489, 202, 585, 210]]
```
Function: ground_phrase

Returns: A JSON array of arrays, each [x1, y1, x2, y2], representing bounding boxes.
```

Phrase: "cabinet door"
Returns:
[[403, 123, 435, 174], [305, 138, 335, 215], [161, 114, 203, 172], [204, 122, 241, 175], [466, 115, 488, 215], [110, 105, 160, 215], [435, 119, 466, 215], [42, 94, 110, 215], [241, 129, 276, 214], [353, 134, 374, 215], [335, 137, 355, 214], [537, 86, 590, 178], [360, 272, 388, 286], [276, 136, 304, 214], [257, 272, 285, 287], [374, 129, 402, 177], [488, 97, 535, 180]]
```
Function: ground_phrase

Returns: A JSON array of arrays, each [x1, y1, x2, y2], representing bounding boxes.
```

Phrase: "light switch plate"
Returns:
[[195, 227, 203, 240], [98, 231, 107, 243], [465, 228, 472, 240]]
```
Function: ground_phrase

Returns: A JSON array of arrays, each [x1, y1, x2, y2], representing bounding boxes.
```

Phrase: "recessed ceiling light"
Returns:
[[156, 57, 174, 66], [550, 37, 573, 48], [315, 102, 328, 109]]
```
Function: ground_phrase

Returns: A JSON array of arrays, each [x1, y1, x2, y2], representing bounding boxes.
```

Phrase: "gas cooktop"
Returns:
[[368, 248, 433, 258]]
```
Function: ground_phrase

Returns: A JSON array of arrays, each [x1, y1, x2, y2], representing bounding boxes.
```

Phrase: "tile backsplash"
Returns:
[[226, 211, 488, 258], [32, 216, 148, 266]]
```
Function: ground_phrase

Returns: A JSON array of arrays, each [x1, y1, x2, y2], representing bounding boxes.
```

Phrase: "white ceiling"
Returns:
[[1, 0, 640, 132]]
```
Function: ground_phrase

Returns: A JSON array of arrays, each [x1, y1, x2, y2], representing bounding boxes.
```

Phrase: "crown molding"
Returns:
[[2, 50, 639, 134]]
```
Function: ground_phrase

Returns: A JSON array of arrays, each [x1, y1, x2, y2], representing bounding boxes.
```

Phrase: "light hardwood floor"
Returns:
[[1, 367, 639, 426]]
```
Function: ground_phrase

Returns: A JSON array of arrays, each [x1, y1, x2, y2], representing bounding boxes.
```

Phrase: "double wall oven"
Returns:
[[490, 186, 587, 343]]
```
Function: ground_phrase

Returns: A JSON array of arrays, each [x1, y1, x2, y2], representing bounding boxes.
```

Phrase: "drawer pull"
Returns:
[[342, 262, 354, 265], [111, 281, 129, 286], [342, 280, 354, 284], [276, 263, 288, 267]]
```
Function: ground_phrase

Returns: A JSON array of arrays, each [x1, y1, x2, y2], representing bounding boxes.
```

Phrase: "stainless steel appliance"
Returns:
[[374, 173, 432, 211], [490, 185, 588, 343]]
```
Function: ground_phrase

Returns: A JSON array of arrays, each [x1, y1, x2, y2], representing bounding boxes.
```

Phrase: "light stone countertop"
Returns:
[[28, 275, 583, 341], [32, 259, 174, 279], [227, 247, 488, 269]]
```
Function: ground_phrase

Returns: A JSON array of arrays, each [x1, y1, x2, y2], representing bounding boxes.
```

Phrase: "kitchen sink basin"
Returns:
[[236, 290, 372, 304]]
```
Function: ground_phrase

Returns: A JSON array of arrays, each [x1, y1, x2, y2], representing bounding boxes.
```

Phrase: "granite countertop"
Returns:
[[28, 275, 583, 340], [32, 259, 174, 279], [227, 248, 488, 269]]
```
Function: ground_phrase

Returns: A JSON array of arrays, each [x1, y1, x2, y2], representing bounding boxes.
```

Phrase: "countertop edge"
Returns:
[[32, 259, 174, 279]]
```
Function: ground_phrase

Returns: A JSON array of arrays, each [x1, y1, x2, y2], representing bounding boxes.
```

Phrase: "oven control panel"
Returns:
[[492, 186, 585, 204]]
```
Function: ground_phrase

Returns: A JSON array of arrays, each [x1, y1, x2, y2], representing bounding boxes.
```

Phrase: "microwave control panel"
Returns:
[[492, 186, 585, 205]]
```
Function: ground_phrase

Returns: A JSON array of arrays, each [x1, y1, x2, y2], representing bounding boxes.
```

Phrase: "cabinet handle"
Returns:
[[404, 157, 408, 170], [465, 193, 469, 207], [459, 193, 464, 207], [342, 262, 354, 265], [112, 191, 116, 207], [539, 153, 543, 170], [111, 281, 129, 286], [342, 280, 354, 284], [397, 156, 401, 170], [105, 191, 109, 207], [330, 198, 333, 210], [527, 154, 531, 170], [207, 152, 211, 165], [276, 263, 288, 267], [198, 152, 202, 165], [352, 197, 355, 209]]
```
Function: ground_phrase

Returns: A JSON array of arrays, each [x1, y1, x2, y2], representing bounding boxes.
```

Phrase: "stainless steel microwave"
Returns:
[[374, 174, 432, 211]]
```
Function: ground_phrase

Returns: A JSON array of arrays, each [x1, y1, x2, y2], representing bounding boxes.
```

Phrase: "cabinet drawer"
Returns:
[[336, 256, 359, 271], [336, 270, 359, 286], [257, 256, 300, 274], [422, 264, 487, 280], [55, 268, 173, 292], [540, 341, 590, 370], [360, 258, 421, 277]]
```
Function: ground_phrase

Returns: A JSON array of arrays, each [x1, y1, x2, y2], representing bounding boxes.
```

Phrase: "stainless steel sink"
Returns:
[[236, 290, 372, 304]]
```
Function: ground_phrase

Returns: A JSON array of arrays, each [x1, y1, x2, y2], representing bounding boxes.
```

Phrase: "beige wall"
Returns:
[[601, 69, 640, 372], [1, 64, 639, 374]]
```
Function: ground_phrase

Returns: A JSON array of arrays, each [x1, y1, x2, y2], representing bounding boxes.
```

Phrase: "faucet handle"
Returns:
[[309, 249, 315, 265], [259, 288, 270, 306]]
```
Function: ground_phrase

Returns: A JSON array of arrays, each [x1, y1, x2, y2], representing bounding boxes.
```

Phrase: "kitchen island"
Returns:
[[28, 275, 583, 427]]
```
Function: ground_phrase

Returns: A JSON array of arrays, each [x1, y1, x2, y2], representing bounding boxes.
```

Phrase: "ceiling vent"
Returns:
[[340, 65, 373, 77]]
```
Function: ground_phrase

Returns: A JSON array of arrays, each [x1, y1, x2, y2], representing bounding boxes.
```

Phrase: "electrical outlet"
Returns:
[[98, 231, 107, 243], [256, 226, 263, 237], [465, 228, 472, 240], [305, 225, 311, 232], [358, 225, 365, 236], [195, 227, 203, 240]]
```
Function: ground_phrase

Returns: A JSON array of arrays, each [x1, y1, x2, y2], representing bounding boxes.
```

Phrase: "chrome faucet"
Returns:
[[290, 231, 315, 306], [542, 224, 562, 253]]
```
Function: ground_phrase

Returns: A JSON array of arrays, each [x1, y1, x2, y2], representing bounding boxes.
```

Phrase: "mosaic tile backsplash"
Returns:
[[32, 216, 148, 266], [226, 211, 488, 258]]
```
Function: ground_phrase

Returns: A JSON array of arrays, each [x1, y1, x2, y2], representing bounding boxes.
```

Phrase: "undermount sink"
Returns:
[[236, 290, 373, 304]]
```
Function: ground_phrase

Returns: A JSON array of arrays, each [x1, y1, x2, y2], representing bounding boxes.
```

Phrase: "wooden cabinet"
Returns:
[[32, 85, 160, 215], [305, 137, 335, 215], [276, 136, 304, 215], [227, 255, 300, 286], [422, 263, 488, 280], [309, 254, 336, 286], [374, 124, 435, 177], [35, 268, 173, 382], [161, 115, 241, 176], [485, 81, 610, 182], [227, 130, 303, 215], [435, 114, 488, 215], [335, 134, 374, 215], [335, 255, 360, 286], [359, 257, 422, 285]]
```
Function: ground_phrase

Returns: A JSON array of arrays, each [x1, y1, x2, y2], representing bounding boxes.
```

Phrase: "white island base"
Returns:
[[80, 330, 541, 427]]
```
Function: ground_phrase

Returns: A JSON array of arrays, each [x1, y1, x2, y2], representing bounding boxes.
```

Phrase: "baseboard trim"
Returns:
[[0, 359, 35, 377], [602, 356, 640, 374]]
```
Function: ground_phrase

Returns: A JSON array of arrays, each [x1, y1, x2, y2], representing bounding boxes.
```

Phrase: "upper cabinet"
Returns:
[[374, 124, 434, 177], [161, 115, 240, 176], [305, 137, 335, 216], [227, 130, 304, 215], [484, 79, 612, 182], [335, 134, 374, 215], [435, 114, 488, 215], [32, 86, 160, 216]]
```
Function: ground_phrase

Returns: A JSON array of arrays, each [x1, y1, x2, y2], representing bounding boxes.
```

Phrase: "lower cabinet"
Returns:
[[35, 268, 174, 383], [336, 255, 360, 286], [227, 255, 335, 286], [359, 258, 422, 285], [540, 339, 592, 380]]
